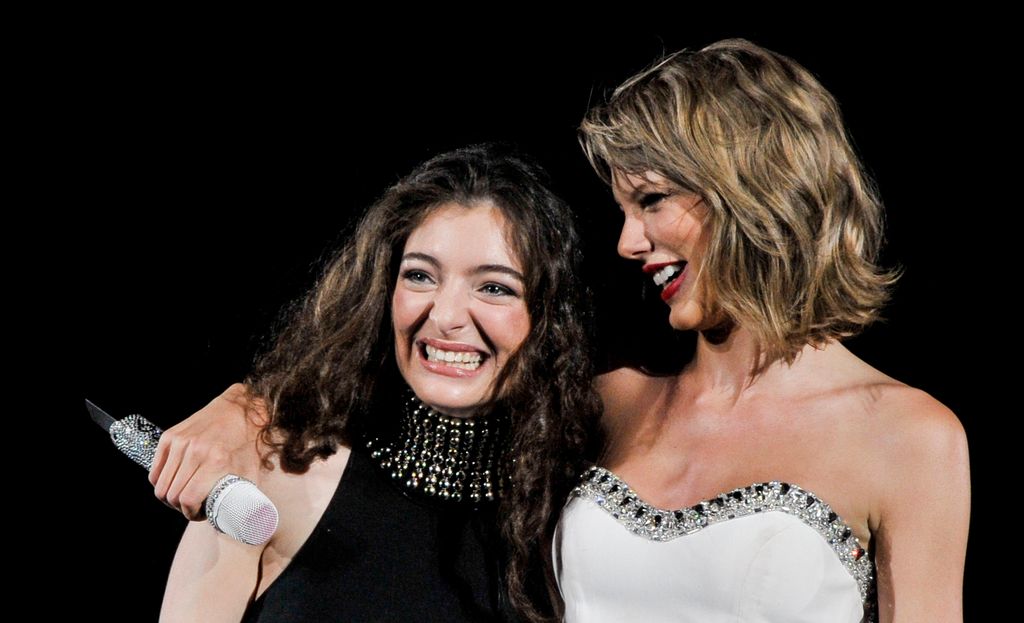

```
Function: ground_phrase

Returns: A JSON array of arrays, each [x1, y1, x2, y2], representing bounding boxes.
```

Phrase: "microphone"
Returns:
[[86, 400, 279, 546]]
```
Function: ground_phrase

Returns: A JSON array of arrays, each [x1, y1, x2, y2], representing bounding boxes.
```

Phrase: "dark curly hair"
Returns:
[[246, 143, 601, 621]]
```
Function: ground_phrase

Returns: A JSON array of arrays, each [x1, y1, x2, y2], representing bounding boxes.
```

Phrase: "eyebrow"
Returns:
[[473, 264, 525, 282], [402, 252, 440, 268], [401, 253, 525, 282]]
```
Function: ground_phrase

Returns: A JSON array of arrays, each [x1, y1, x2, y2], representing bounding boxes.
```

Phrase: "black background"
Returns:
[[42, 19, 994, 621]]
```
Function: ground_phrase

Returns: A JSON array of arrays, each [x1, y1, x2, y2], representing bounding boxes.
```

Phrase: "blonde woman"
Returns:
[[555, 39, 968, 622]]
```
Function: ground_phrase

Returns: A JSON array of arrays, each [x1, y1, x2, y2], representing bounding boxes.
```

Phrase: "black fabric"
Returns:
[[241, 446, 511, 622]]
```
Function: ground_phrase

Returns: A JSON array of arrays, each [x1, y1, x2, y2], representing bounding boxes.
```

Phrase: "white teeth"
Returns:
[[653, 263, 684, 287], [423, 344, 483, 369]]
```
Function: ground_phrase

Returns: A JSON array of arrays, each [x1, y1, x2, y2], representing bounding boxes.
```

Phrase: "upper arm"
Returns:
[[160, 442, 350, 623], [873, 389, 970, 622], [160, 509, 266, 622]]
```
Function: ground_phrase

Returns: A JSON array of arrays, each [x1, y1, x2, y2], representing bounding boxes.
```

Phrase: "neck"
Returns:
[[366, 392, 507, 505], [684, 327, 844, 403], [685, 326, 761, 395]]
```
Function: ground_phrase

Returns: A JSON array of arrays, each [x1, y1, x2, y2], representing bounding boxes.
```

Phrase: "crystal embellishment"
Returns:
[[572, 467, 877, 616]]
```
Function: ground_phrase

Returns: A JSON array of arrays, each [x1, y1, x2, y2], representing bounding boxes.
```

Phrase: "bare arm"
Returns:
[[161, 518, 265, 622], [873, 389, 970, 622], [159, 424, 351, 622], [149, 383, 269, 519]]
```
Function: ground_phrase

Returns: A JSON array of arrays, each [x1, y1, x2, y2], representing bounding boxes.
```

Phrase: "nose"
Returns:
[[428, 282, 471, 335], [617, 212, 652, 260]]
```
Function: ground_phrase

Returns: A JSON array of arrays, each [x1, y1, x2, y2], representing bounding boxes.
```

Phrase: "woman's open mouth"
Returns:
[[417, 339, 489, 377], [651, 262, 688, 302]]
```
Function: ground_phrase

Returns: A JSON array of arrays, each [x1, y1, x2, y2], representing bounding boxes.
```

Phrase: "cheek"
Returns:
[[653, 211, 704, 252], [498, 304, 532, 353], [391, 290, 420, 339]]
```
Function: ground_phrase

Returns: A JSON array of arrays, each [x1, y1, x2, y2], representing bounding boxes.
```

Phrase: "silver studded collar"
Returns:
[[366, 393, 507, 505]]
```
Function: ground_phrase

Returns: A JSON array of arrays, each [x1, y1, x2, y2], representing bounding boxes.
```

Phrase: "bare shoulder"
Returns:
[[259, 444, 352, 547], [596, 367, 666, 423], [870, 383, 968, 466], [255, 444, 352, 591], [821, 347, 967, 467], [258, 444, 352, 501], [862, 382, 970, 525], [850, 380, 970, 615]]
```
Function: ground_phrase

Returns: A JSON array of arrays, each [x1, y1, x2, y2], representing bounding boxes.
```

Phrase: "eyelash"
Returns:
[[402, 270, 518, 298], [401, 269, 434, 284], [480, 283, 518, 297], [639, 192, 669, 208]]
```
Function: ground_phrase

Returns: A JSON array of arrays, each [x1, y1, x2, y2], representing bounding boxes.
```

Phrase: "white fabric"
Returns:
[[555, 495, 867, 623]]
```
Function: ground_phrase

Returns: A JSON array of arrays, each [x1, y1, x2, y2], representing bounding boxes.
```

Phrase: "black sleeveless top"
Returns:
[[241, 447, 513, 622]]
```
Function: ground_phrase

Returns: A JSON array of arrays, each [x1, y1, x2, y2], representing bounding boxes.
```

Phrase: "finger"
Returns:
[[166, 448, 202, 517], [177, 442, 234, 520], [167, 457, 203, 520], [179, 465, 228, 521], [148, 430, 173, 487], [153, 438, 187, 511]]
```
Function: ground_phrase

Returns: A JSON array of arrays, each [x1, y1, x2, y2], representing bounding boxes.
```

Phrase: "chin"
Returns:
[[410, 382, 491, 417], [668, 304, 703, 332]]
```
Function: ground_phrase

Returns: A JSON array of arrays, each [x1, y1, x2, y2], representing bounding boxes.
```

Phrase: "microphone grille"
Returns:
[[206, 475, 279, 546]]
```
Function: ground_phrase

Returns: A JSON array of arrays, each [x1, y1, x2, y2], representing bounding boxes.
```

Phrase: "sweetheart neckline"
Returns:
[[569, 465, 876, 606], [585, 465, 865, 541]]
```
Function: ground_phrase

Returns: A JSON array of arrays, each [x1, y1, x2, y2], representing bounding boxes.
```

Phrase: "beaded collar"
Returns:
[[366, 393, 507, 505]]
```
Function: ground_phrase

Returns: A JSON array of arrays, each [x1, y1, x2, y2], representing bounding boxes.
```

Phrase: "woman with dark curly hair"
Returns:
[[157, 143, 600, 622]]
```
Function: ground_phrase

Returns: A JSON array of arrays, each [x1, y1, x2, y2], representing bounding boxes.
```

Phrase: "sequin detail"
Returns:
[[572, 467, 877, 617], [109, 414, 162, 470]]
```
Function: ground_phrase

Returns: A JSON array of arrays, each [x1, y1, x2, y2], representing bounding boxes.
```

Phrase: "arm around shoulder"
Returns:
[[150, 383, 270, 520], [873, 388, 970, 622]]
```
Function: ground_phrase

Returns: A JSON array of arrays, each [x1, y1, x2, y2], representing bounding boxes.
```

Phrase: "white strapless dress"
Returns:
[[554, 467, 876, 622]]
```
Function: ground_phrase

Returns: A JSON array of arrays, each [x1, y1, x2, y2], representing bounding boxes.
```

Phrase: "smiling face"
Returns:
[[392, 202, 531, 418], [613, 170, 712, 332]]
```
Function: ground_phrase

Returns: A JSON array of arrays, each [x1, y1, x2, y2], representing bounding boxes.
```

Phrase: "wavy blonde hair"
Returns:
[[581, 38, 899, 370]]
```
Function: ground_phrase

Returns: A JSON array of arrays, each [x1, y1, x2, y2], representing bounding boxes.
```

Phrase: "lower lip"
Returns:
[[660, 267, 688, 302], [418, 347, 487, 378]]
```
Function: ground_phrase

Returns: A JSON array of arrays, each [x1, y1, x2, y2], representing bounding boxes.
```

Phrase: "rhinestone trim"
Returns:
[[572, 467, 876, 616], [366, 393, 507, 504]]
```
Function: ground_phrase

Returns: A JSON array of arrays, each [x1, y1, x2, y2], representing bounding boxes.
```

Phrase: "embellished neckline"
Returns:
[[365, 393, 507, 505], [571, 466, 876, 612]]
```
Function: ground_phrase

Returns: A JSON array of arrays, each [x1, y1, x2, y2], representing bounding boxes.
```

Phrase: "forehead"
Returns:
[[404, 202, 522, 269]]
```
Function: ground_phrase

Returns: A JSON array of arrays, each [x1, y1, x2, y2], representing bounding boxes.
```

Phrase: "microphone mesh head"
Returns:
[[206, 475, 279, 546]]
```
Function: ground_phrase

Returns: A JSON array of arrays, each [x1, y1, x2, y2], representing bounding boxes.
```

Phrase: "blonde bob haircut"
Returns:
[[581, 38, 899, 370]]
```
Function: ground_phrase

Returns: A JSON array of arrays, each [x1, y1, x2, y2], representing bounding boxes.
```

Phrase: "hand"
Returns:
[[149, 383, 269, 520]]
